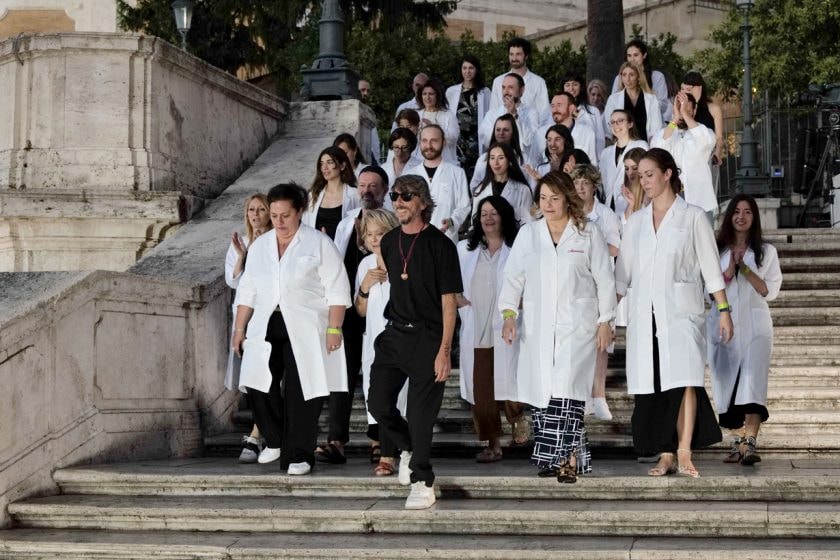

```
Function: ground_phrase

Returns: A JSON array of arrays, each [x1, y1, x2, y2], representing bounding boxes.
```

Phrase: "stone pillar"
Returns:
[[300, 0, 359, 101]]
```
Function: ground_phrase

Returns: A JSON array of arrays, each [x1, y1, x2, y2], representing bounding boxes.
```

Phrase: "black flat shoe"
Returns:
[[537, 467, 558, 478], [314, 442, 347, 464], [556, 461, 577, 484]]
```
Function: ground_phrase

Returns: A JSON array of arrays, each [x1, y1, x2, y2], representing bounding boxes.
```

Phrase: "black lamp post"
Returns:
[[171, 0, 193, 51], [300, 0, 359, 100], [734, 0, 768, 196]]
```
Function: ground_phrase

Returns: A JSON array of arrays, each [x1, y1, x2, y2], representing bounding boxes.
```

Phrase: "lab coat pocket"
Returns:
[[573, 298, 599, 334], [294, 255, 320, 279], [667, 229, 690, 253], [673, 282, 704, 315], [751, 307, 773, 338], [521, 301, 535, 341], [239, 338, 273, 393]]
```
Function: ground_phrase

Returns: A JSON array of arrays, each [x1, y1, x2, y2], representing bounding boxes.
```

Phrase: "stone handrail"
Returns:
[[0, 269, 237, 527]]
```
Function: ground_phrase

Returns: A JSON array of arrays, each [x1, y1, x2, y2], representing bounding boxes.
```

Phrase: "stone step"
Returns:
[[779, 272, 840, 290], [778, 256, 840, 273], [48, 458, 840, 502], [3, 529, 840, 560], [773, 326, 840, 345], [771, 289, 840, 308], [770, 307, 840, 326], [9, 493, 840, 538]]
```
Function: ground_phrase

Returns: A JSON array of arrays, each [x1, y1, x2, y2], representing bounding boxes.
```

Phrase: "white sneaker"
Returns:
[[239, 436, 263, 463], [404, 481, 436, 510], [584, 398, 594, 416], [257, 446, 281, 464], [592, 397, 613, 421], [398, 450, 413, 486], [287, 461, 311, 475]]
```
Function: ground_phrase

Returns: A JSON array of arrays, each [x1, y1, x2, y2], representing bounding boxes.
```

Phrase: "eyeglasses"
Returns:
[[389, 191, 416, 202], [392, 145, 412, 152], [609, 118, 628, 126]]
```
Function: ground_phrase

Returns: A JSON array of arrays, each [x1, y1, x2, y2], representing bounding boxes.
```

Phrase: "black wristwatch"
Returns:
[[358, 289, 369, 299]]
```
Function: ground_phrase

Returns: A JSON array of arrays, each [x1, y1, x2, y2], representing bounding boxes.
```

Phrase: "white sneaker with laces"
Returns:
[[287, 461, 311, 475], [592, 397, 613, 421], [257, 446, 281, 464], [404, 481, 436, 510], [398, 450, 412, 486], [239, 436, 264, 464]]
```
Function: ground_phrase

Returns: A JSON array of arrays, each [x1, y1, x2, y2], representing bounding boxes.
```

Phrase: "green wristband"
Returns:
[[502, 310, 517, 320], [326, 327, 343, 335]]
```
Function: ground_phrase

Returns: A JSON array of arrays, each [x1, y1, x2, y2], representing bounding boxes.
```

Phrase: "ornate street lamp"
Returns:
[[734, 0, 768, 196], [171, 0, 193, 51], [300, 0, 359, 100]]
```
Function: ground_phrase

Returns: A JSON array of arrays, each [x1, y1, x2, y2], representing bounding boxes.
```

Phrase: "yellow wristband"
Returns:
[[668, 121, 678, 129], [502, 310, 517, 320], [326, 327, 343, 335], [741, 264, 751, 276]]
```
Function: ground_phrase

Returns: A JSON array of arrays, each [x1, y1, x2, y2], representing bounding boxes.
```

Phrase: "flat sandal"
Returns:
[[647, 453, 677, 477]]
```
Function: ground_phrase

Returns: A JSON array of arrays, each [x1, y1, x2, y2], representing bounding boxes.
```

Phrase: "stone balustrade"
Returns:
[[0, 269, 237, 528], [0, 33, 286, 271]]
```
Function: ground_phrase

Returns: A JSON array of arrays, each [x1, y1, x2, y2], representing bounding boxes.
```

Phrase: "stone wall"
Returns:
[[0, 33, 286, 272], [0, 269, 236, 528]]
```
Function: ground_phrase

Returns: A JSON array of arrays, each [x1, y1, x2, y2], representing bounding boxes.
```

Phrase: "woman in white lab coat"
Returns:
[[383, 128, 421, 189], [615, 148, 733, 479], [471, 142, 534, 226], [446, 54, 491, 180], [563, 73, 608, 158], [570, 165, 621, 422], [604, 63, 662, 143], [418, 77, 459, 163], [458, 196, 523, 462], [707, 195, 782, 466], [232, 183, 351, 476], [500, 171, 616, 483], [301, 146, 359, 238], [598, 109, 648, 219], [354, 209, 407, 477], [224, 193, 271, 464]]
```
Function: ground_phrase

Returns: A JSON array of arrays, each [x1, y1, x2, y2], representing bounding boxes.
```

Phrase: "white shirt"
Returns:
[[471, 178, 534, 226], [472, 248, 501, 347], [612, 70, 669, 122], [418, 108, 459, 163], [478, 104, 539, 157], [405, 160, 471, 243], [490, 69, 550, 125], [586, 200, 621, 250], [598, 139, 649, 219], [604, 90, 663, 143], [651, 123, 717, 212], [531, 120, 598, 166]]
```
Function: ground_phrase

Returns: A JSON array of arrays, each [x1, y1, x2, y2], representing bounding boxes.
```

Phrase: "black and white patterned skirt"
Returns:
[[531, 397, 592, 473]]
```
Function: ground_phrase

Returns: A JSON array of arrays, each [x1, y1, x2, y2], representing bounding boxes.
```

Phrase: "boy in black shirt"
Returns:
[[368, 174, 462, 510]]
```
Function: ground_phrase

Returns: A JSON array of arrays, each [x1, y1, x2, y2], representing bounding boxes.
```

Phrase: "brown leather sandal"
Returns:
[[373, 460, 395, 477]]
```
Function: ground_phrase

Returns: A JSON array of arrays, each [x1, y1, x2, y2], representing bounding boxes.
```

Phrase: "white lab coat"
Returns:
[[598, 139, 649, 219], [392, 98, 422, 130], [234, 224, 351, 399], [384, 154, 423, 190], [301, 184, 360, 228], [706, 244, 782, 412], [224, 236, 249, 391], [355, 254, 407, 423], [499, 219, 616, 407], [651, 124, 717, 212], [490, 69, 550, 125], [471, 179, 534, 225], [457, 240, 520, 404], [612, 70, 669, 122], [576, 105, 607, 158], [418, 108, 460, 163], [405, 160, 471, 243], [531, 121, 598, 166], [615, 196, 725, 394], [334, 207, 362, 258], [470, 151, 534, 194], [587, 200, 621, 250], [604, 91, 663, 143], [478, 104, 538, 158], [446, 84, 491, 133]]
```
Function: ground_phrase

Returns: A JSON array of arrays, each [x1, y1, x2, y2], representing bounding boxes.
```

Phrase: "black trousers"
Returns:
[[368, 323, 446, 486], [325, 308, 364, 444], [249, 313, 287, 449], [257, 311, 325, 468]]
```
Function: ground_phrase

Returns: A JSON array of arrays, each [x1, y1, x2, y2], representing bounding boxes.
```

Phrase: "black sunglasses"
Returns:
[[389, 191, 416, 202]]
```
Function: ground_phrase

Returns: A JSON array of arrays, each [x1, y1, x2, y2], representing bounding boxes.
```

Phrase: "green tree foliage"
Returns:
[[693, 0, 840, 100]]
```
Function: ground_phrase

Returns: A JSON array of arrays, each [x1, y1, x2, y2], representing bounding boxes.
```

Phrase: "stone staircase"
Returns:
[[203, 229, 840, 459], [2, 229, 840, 558]]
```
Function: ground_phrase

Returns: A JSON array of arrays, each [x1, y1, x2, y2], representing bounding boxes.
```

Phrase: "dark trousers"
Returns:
[[259, 311, 325, 468], [325, 310, 364, 444], [368, 323, 446, 486], [249, 313, 288, 449]]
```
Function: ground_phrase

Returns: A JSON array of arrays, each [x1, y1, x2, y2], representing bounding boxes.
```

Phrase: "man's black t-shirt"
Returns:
[[380, 224, 463, 329]]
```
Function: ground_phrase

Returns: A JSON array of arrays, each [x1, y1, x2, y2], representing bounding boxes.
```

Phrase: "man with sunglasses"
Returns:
[[368, 174, 463, 509], [404, 125, 470, 243]]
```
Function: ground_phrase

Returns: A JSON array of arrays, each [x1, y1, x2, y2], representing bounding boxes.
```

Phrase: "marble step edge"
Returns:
[[2, 530, 840, 560], [51, 469, 840, 502], [8, 496, 840, 538], [3, 530, 840, 560]]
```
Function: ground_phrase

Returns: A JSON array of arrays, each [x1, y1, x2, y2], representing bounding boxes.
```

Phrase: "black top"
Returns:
[[315, 205, 344, 240], [424, 165, 438, 181], [695, 102, 715, 132], [624, 90, 647, 142], [342, 222, 367, 332], [380, 225, 463, 329], [491, 179, 506, 197]]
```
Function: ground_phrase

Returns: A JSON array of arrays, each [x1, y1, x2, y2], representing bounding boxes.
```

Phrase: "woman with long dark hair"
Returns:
[[457, 196, 524, 461], [615, 148, 731, 479], [524, 124, 574, 181], [681, 71, 725, 166], [302, 146, 360, 239], [446, 54, 491, 179], [470, 114, 529, 189], [707, 194, 782, 466], [599, 109, 648, 218], [472, 142, 533, 224]]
